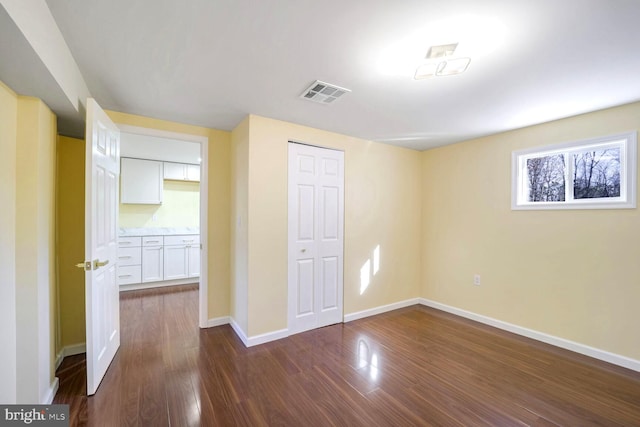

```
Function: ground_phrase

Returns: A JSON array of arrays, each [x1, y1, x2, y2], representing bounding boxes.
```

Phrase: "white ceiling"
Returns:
[[21, 1, 640, 150]]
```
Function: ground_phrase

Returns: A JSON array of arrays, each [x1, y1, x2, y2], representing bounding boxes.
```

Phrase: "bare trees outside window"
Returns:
[[527, 154, 565, 202], [512, 132, 636, 210], [573, 148, 620, 199]]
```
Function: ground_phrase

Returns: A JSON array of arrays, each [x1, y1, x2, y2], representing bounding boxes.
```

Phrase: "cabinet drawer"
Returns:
[[118, 236, 141, 247], [142, 236, 164, 246], [164, 234, 200, 246], [117, 247, 141, 266], [117, 265, 141, 285]]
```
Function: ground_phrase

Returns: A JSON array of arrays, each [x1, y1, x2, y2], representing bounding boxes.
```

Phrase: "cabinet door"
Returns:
[[163, 162, 186, 180], [186, 164, 200, 182], [117, 265, 141, 285], [142, 246, 164, 282], [188, 244, 200, 278], [121, 158, 163, 204], [117, 247, 141, 267], [164, 245, 188, 280]]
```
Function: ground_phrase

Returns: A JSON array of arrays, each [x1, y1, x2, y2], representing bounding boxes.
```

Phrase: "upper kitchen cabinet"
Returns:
[[120, 157, 163, 204], [164, 162, 200, 182]]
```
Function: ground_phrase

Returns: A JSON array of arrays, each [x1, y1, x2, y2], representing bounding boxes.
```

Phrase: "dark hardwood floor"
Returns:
[[54, 285, 640, 426]]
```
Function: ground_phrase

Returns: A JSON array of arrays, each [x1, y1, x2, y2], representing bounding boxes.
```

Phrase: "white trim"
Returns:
[[55, 343, 87, 370], [113, 124, 209, 329], [419, 298, 640, 372], [246, 328, 289, 347], [43, 377, 59, 404], [229, 317, 289, 347], [206, 316, 230, 328], [343, 298, 420, 323], [63, 343, 86, 357], [119, 279, 199, 292], [229, 317, 249, 347], [198, 137, 209, 329], [511, 131, 637, 210], [55, 351, 63, 371]]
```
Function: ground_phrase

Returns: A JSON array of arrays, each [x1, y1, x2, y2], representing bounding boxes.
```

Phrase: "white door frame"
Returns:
[[116, 124, 209, 328]]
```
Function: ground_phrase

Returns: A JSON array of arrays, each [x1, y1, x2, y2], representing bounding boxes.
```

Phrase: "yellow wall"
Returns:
[[119, 180, 200, 228], [244, 115, 422, 336], [56, 136, 86, 349], [0, 81, 18, 402], [230, 116, 250, 332], [421, 101, 640, 361], [106, 111, 231, 319], [15, 96, 57, 402]]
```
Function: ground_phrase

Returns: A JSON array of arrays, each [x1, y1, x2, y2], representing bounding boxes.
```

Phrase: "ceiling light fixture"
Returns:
[[414, 43, 471, 80]]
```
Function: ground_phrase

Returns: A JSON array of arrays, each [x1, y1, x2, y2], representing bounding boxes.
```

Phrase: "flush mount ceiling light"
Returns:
[[414, 43, 471, 80], [300, 80, 351, 105]]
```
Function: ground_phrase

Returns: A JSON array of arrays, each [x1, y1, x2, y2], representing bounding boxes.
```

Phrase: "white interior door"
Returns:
[[288, 142, 344, 335], [84, 98, 120, 395]]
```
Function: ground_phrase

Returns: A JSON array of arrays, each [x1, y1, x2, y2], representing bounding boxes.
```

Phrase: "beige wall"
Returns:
[[119, 180, 200, 228], [421, 101, 640, 361], [106, 111, 231, 319], [56, 135, 86, 349], [230, 116, 250, 332], [15, 96, 57, 402], [0, 81, 18, 402], [243, 115, 422, 336]]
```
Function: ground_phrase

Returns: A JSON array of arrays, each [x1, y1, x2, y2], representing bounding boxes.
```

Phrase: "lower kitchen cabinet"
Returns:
[[118, 234, 199, 287], [163, 235, 201, 280], [142, 243, 164, 283]]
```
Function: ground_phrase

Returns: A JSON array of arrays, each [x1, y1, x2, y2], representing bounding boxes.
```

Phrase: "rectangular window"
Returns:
[[512, 132, 637, 210]]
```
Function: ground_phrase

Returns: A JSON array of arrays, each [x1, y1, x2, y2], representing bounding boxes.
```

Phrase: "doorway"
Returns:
[[287, 142, 344, 335], [117, 124, 209, 328]]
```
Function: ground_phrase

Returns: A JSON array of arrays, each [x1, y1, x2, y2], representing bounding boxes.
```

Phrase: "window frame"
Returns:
[[511, 131, 637, 210]]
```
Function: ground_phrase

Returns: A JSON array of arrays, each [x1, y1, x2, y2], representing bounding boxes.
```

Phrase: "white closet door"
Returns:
[[288, 143, 344, 335]]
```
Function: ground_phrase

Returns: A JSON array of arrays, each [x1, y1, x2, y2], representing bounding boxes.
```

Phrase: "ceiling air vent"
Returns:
[[300, 80, 351, 105]]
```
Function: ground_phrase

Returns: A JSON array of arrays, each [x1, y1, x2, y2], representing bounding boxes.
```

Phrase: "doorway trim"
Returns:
[[117, 124, 209, 328]]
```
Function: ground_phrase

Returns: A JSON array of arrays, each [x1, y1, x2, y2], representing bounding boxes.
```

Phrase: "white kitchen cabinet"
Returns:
[[117, 238, 142, 286], [163, 234, 200, 280], [186, 164, 200, 181], [188, 245, 201, 279], [163, 162, 200, 182], [121, 158, 163, 204], [164, 245, 189, 280], [142, 237, 164, 282]]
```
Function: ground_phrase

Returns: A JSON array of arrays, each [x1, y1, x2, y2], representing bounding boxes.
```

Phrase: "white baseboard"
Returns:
[[246, 328, 289, 347], [119, 279, 198, 292], [55, 343, 86, 370], [55, 351, 64, 371], [344, 298, 420, 323], [229, 317, 289, 347], [419, 298, 640, 372], [205, 316, 230, 328], [43, 377, 59, 404], [229, 317, 249, 346]]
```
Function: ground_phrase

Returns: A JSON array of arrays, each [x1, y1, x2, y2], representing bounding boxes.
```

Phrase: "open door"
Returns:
[[82, 98, 121, 395]]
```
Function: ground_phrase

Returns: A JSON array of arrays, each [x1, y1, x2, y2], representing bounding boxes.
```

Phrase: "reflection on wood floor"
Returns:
[[54, 284, 640, 426]]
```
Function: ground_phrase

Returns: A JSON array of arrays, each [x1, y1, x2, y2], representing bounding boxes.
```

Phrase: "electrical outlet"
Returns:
[[152, 214, 158, 222], [473, 274, 481, 286]]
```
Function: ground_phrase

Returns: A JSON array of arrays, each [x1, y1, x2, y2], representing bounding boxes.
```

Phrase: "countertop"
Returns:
[[119, 227, 199, 237]]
